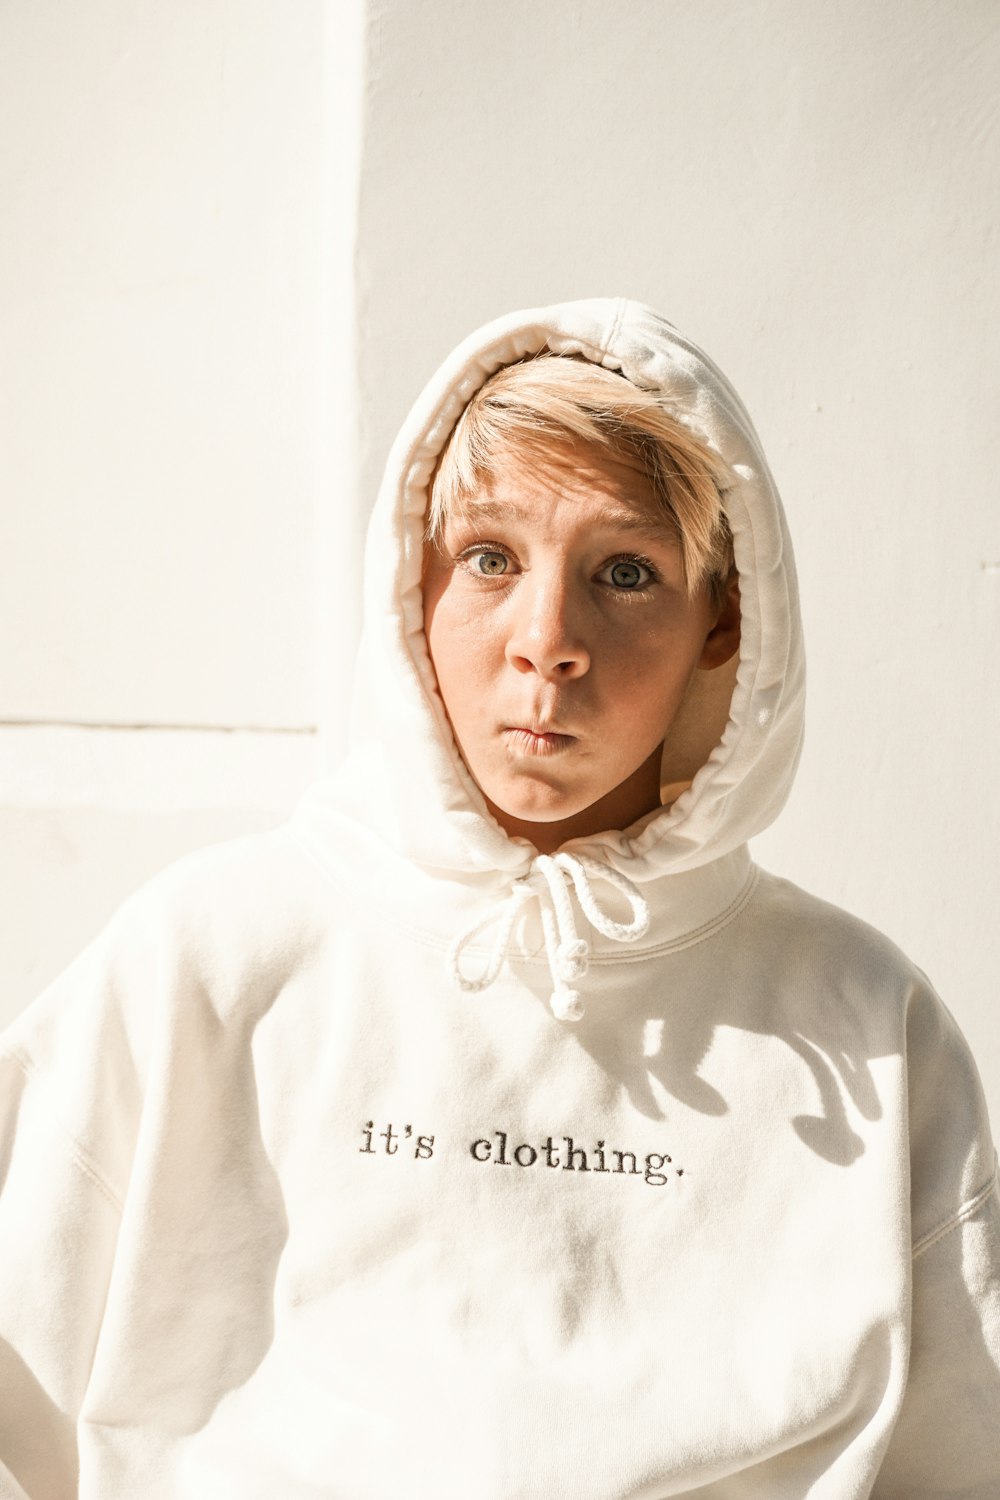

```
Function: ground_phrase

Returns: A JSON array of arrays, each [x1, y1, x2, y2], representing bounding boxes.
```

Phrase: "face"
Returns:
[[422, 438, 739, 854]]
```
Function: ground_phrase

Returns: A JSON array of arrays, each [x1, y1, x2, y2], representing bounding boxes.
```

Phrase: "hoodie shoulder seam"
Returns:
[[911, 1162, 998, 1261], [0, 1044, 125, 1214]]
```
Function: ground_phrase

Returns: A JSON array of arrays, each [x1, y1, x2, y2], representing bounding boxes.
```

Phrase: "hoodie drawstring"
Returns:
[[447, 852, 650, 1021]]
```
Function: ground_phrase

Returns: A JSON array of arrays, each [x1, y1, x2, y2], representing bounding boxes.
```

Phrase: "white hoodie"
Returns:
[[1, 299, 998, 1498]]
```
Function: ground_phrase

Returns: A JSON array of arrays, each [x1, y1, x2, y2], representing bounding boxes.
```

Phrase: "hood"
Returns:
[[293, 298, 805, 1015]]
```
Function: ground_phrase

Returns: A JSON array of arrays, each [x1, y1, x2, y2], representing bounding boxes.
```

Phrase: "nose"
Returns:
[[504, 568, 591, 681]]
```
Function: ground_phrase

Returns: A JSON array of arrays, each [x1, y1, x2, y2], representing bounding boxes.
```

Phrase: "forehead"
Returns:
[[446, 435, 677, 542]]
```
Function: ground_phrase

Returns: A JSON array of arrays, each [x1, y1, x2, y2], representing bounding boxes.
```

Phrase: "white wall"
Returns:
[[355, 0, 1000, 1124], [0, 0, 363, 1012], [3, 0, 998, 1133]]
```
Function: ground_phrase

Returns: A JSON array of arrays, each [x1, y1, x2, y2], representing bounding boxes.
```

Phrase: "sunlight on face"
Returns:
[[422, 438, 739, 853]]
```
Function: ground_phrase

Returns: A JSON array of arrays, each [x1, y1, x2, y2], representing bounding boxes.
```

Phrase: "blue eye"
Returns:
[[475, 551, 509, 576], [599, 556, 654, 590], [457, 543, 512, 577]]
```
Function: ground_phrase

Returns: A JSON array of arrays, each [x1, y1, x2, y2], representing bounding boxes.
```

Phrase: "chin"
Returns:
[[495, 801, 577, 826], [485, 784, 593, 827]]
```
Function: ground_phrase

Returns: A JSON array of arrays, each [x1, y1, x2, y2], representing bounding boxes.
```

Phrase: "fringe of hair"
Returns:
[[426, 353, 734, 598]]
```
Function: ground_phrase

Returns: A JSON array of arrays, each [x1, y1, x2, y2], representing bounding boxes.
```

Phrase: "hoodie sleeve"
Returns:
[[0, 903, 148, 1499], [872, 984, 1000, 1497]]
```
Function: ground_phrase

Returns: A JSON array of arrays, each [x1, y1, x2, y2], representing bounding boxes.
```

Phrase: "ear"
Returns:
[[697, 568, 741, 670]]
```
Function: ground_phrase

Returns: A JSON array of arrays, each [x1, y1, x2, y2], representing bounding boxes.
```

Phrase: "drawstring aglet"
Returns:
[[550, 985, 585, 1022]]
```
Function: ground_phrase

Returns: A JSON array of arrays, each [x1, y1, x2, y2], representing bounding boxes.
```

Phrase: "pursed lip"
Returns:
[[503, 721, 576, 738], [502, 724, 577, 753]]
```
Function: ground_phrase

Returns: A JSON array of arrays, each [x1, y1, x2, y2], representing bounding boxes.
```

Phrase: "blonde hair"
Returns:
[[426, 353, 734, 598]]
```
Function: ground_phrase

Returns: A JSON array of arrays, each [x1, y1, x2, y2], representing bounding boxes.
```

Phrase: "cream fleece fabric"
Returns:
[[1, 299, 998, 1498]]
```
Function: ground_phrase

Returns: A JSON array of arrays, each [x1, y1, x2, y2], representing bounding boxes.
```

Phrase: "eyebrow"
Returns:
[[459, 498, 680, 545]]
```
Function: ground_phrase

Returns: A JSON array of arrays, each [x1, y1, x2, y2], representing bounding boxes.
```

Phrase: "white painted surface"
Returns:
[[315, 0, 367, 767], [356, 0, 1000, 1125], [0, 0, 328, 727], [0, 0, 363, 1015], [0, 726, 320, 812]]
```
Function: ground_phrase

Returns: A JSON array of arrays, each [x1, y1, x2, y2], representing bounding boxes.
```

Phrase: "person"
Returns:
[[1, 298, 997, 1497]]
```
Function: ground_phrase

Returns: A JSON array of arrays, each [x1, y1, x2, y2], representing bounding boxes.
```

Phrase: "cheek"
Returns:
[[424, 590, 503, 716], [598, 621, 706, 716]]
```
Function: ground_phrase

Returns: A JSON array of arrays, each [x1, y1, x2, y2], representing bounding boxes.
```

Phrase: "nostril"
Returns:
[[505, 631, 589, 679], [556, 655, 589, 678]]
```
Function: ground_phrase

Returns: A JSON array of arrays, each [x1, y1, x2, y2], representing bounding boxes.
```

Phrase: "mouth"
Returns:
[[502, 726, 577, 756]]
